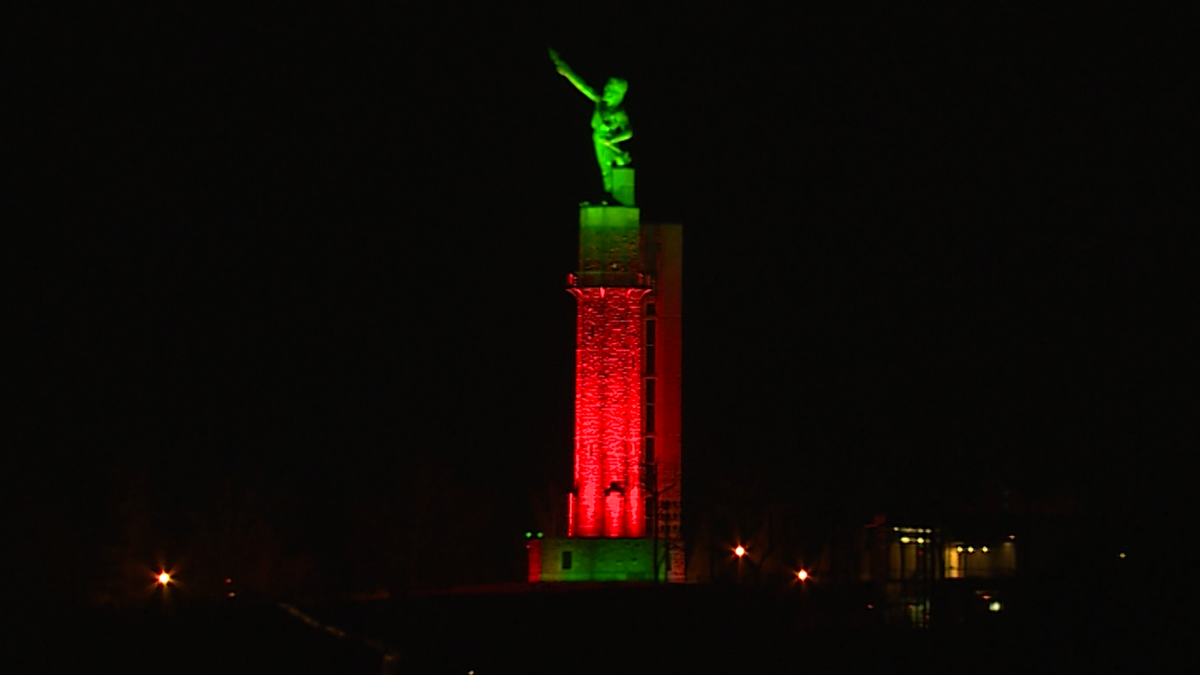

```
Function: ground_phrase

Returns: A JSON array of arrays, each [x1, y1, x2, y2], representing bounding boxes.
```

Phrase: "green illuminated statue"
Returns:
[[549, 48, 632, 197]]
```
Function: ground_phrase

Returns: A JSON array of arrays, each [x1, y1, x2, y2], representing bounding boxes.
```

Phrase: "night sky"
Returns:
[[11, 6, 1191, 597]]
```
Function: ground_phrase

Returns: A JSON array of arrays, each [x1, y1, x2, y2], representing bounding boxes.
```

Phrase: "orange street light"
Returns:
[[797, 569, 809, 581], [156, 571, 172, 586], [734, 545, 746, 558]]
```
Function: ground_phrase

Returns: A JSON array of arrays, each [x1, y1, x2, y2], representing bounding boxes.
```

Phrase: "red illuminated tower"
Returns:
[[530, 168, 683, 582]]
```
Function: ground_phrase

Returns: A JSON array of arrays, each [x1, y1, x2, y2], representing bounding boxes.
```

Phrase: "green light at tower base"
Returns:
[[536, 537, 670, 583]]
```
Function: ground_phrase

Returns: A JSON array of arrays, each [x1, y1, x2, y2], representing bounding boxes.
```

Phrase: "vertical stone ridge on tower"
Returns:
[[642, 218, 685, 582]]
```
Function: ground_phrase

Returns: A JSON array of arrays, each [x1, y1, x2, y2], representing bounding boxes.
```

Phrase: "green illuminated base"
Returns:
[[539, 538, 669, 582], [575, 167, 641, 287], [578, 204, 641, 287]]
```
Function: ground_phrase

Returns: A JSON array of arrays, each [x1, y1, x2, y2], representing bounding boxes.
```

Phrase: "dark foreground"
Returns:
[[12, 584, 1161, 674], [12, 601, 381, 674], [306, 584, 1161, 674]]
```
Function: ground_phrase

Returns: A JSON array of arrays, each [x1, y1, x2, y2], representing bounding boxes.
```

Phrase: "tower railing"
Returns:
[[568, 272, 656, 289]]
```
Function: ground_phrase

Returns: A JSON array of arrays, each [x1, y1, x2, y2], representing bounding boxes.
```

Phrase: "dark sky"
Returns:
[[11, 6, 1192, 590]]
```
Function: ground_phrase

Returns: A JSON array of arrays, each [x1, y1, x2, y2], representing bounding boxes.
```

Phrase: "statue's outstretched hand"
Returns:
[[549, 49, 569, 75], [547, 48, 596, 101]]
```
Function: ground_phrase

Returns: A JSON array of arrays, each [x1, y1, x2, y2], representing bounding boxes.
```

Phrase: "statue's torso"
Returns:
[[592, 104, 629, 137]]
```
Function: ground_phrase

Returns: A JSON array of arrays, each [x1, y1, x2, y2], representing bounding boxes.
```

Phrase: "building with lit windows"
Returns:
[[857, 519, 1020, 626]]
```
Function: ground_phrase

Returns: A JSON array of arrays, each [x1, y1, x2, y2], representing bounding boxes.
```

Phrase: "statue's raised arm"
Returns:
[[549, 48, 633, 199], [549, 49, 598, 102]]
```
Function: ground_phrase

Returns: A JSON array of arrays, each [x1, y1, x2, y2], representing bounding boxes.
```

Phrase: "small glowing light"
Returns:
[[1008, 534, 1016, 540], [956, 546, 963, 553], [525, 531, 532, 539], [967, 546, 974, 553], [228, 592, 236, 598], [988, 601, 1002, 612], [734, 545, 746, 558], [536, 532, 544, 539], [1119, 552, 1126, 559], [156, 571, 171, 585], [866, 604, 874, 610], [225, 577, 232, 584], [900, 536, 911, 544], [797, 569, 809, 581], [916, 537, 925, 544], [981, 546, 989, 553]]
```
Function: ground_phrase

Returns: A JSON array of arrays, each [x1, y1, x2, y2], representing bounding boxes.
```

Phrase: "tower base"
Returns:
[[528, 538, 676, 583]]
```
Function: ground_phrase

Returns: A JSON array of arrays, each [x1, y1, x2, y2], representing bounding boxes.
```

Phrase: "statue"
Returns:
[[549, 49, 632, 198]]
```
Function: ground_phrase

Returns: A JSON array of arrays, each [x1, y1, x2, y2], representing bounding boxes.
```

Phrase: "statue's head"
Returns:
[[602, 78, 628, 106]]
